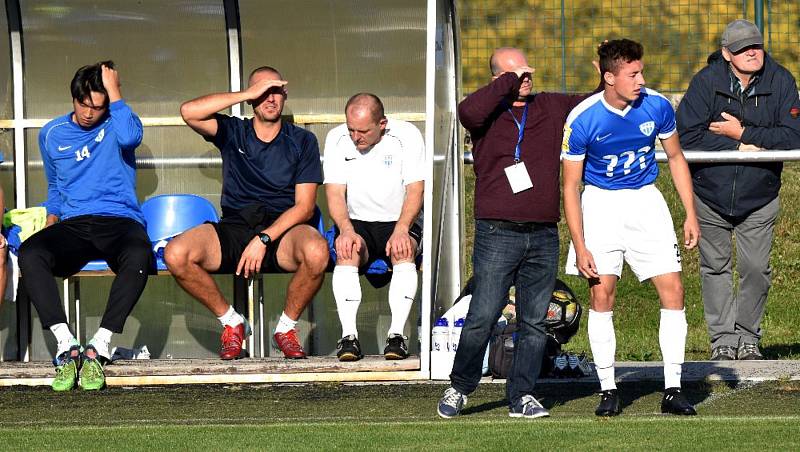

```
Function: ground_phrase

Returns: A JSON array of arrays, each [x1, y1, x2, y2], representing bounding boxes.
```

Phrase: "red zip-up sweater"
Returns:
[[459, 72, 590, 223]]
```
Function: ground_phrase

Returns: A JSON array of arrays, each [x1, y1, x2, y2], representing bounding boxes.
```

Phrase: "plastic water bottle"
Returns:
[[432, 318, 450, 352], [451, 318, 465, 353]]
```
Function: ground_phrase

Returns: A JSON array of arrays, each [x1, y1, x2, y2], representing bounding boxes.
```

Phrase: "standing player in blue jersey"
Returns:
[[561, 40, 700, 416], [19, 61, 155, 391]]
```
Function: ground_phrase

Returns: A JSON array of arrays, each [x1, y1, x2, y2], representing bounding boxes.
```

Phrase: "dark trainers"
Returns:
[[337, 335, 363, 362], [738, 342, 763, 360], [437, 387, 467, 419], [51, 345, 82, 392], [595, 389, 622, 416], [220, 321, 251, 360], [384, 334, 409, 360], [274, 329, 307, 359], [661, 387, 697, 415], [710, 345, 737, 361], [509, 394, 549, 418]]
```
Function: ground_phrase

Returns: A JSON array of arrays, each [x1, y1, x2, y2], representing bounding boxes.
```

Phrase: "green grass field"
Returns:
[[463, 162, 800, 361], [0, 381, 798, 450]]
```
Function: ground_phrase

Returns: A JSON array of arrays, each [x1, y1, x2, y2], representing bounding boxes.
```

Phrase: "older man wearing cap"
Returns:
[[677, 19, 800, 361]]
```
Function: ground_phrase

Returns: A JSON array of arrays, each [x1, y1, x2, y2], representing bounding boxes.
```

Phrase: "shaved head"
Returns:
[[489, 47, 532, 101], [490, 47, 527, 76], [345, 92, 385, 123], [248, 65, 283, 85], [345, 93, 387, 151]]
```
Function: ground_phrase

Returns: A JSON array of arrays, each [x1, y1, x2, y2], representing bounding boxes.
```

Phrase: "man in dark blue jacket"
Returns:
[[677, 19, 800, 361]]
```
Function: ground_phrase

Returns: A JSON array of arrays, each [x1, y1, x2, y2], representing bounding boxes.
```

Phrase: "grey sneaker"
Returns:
[[437, 387, 467, 419], [710, 345, 737, 361], [738, 342, 763, 360], [509, 394, 550, 418]]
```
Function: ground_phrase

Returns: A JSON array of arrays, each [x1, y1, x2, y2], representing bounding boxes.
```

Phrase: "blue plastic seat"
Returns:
[[141, 194, 220, 243], [142, 194, 219, 271], [79, 194, 219, 273]]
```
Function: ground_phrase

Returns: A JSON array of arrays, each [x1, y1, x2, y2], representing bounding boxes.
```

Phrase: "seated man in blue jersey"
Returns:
[[19, 61, 155, 391], [561, 39, 700, 416], [166, 66, 329, 360]]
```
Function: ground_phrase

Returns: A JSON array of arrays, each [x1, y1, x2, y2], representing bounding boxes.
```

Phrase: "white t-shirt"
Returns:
[[323, 119, 425, 222]]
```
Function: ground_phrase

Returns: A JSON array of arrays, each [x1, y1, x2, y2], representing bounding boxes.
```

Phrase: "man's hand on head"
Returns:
[[101, 64, 122, 102], [244, 78, 288, 101], [512, 65, 535, 79]]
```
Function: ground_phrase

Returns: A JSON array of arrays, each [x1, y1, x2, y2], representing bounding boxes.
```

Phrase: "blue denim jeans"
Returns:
[[450, 219, 559, 406]]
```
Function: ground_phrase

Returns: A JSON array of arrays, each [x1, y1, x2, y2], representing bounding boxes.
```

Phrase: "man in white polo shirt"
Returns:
[[324, 93, 425, 361]]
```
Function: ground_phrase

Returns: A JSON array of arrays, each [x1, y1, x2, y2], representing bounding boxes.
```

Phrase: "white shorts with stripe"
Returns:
[[566, 184, 682, 281]]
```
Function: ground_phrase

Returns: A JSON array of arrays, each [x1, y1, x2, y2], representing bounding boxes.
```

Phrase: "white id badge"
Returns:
[[504, 161, 533, 193]]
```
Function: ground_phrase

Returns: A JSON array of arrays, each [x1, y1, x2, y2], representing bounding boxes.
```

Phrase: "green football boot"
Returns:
[[51, 345, 82, 392], [78, 345, 106, 391]]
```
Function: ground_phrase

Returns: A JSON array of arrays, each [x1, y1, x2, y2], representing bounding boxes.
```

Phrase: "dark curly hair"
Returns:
[[598, 39, 643, 77], [70, 60, 113, 103]]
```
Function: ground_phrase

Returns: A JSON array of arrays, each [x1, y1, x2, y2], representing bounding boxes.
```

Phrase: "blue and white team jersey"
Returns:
[[561, 88, 676, 190], [39, 100, 145, 224]]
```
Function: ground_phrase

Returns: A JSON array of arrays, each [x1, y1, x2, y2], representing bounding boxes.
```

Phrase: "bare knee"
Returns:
[[590, 290, 615, 312], [658, 280, 685, 309], [300, 235, 330, 275], [164, 240, 192, 274]]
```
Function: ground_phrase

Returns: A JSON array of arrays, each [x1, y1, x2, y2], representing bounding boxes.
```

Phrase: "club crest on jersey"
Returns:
[[639, 121, 655, 136], [95, 128, 105, 143], [384, 154, 393, 167]]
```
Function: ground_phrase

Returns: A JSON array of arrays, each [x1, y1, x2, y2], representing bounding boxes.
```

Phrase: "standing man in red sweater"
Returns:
[[438, 48, 594, 419]]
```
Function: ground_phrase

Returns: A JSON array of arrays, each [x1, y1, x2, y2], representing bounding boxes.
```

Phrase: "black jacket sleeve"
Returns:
[[741, 71, 800, 149], [676, 72, 740, 151]]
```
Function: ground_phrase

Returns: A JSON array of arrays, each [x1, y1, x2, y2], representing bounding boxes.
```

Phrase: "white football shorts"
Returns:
[[566, 184, 682, 281]]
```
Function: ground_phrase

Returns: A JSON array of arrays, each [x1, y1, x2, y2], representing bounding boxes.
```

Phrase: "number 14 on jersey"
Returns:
[[75, 145, 91, 162]]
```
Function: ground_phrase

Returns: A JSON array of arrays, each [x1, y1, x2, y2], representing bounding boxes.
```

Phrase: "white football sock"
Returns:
[[89, 327, 113, 360], [388, 262, 417, 336], [275, 312, 298, 335], [660, 308, 687, 389], [217, 305, 244, 328], [50, 323, 77, 356], [332, 265, 361, 338], [588, 309, 617, 391]]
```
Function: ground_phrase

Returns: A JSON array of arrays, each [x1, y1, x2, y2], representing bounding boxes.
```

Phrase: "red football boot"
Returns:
[[273, 329, 307, 359], [220, 321, 251, 360]]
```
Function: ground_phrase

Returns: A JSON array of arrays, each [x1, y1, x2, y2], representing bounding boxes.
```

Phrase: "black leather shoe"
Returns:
[[595, 389, 621, 416], [336, 335, 363, 362], [661, 387, 697, 415]]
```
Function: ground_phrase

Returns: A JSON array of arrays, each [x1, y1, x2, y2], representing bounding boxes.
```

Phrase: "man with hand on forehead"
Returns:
[[438, 47, 596, 420], [169, 66, 328, 360]]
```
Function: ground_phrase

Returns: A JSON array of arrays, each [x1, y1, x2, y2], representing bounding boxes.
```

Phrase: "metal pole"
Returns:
[[560, 0, 566, 92], [463, 150, 800, 165], [223, 0, 242, 117], [753, 0, 764, 33]]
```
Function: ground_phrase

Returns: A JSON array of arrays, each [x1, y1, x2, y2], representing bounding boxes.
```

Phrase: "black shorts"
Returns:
[[210, 205, 294, 274], [346, 220, 423, 274]]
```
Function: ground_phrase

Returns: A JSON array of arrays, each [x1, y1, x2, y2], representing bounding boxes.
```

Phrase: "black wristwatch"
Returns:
[[257, 232, 272, 246]]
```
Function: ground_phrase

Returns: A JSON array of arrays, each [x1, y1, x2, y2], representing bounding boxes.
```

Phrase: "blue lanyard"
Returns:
[[508, 102, 528, 162]]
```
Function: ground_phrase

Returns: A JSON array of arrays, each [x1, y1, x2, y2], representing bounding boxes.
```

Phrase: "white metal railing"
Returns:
[[463, 150, 800, 164]]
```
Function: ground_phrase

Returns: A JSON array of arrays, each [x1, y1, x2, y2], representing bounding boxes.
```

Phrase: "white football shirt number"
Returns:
[[601, 146, 651, 177], [75, 146, 91, 162]]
